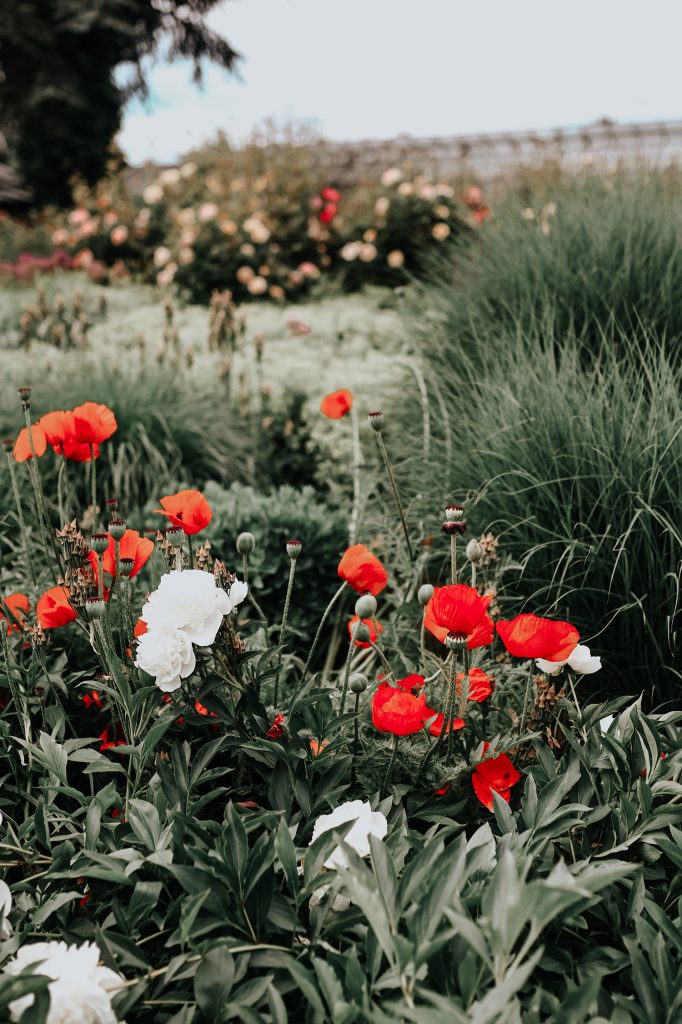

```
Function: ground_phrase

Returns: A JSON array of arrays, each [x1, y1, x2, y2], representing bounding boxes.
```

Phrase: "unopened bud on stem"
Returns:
[[236, 531, 256, 555], [355, 593, 377, 618]]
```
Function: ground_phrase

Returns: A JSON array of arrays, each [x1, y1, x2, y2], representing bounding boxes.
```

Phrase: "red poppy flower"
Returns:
[[0, 593, 29, 635], [133, 618, 148, 638], [13, 424, 47, 462], [71, 402, 117, 445], [195, 699, 218, 718], [472, 747, 521, 811], [321, 187, 341, 203], [423, 585, 494, 650], [87, 529, 154, 584], [83, 689, 104, 710], [348, 615, 383, 648], [36, 586, 77, 630], [423, 709, 465, 737], [372, 681, 427, 736], [267, 713, 285, 739], [98, 723, 126, 752], [320, 389, 353, 419], [38, 410, 76, 454], [456, 667, 493, 702], [497, 613, 579, 662], [338, 543, 388, 595], [154, 489, 213, 535], [395, 673, 425, 692], [472, 206, 492, 224], [319, 203, 338, 224]]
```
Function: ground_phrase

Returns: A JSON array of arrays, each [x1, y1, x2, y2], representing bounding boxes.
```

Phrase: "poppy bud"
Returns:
[[349, 672, 369, 694], [418, 583, 434, 606], [286, 540, 302, 560], [85, 597, 106, 619], [236, 531, 256, 554], [442, 520, 466, 536], [91, 533, 109, 554], [368, 411, 384, 431], [119, 557, 135, 577], [166, 526, 184, 548], [444, 505, 465, 522], [17, 387, 31, 406], [355, 593, 377, 618], [352, 621, 371, 644], [445, 632, 468, 652], [466, 539, 483, 563], [108, 519, 126, 541]]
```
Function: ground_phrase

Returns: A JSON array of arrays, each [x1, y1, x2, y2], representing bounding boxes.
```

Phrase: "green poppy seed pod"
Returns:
[[90, 533, 109, 554], [286, 540, 302, 560], [466, 538, 483, 563], [442, 520, 466, 536], [85, 597, 106, 619], [352, 621, 371, 644], [349, 672, 369, 694], [418, 583, 434, 606], [444, 505, 465, 522], [445, 632, 468, 652], [105, 498, 119, 512], [119, 557, 135, 577], [107, 519, 127, 541], [166, 526, 184, 548], [236, 531, 256, 555], [17, 387, 31, 406], [355, 593, 377, 618], [2, 439, 14, 452], [368, 411, 384, 431]]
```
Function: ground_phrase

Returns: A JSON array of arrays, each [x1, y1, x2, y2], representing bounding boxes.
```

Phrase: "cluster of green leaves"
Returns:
[[0, 684, 679, 1023]]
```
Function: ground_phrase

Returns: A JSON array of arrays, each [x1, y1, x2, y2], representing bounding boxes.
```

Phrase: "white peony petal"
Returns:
[[536, 658, 567, 676], [600, 715, 615, 733], [567, 644, 602, 675], [229, 579, 249, 607], [309, 800, 388, 870]]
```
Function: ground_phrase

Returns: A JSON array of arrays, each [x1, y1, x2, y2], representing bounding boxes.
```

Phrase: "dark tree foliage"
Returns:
[[0, 0, 240, 207]]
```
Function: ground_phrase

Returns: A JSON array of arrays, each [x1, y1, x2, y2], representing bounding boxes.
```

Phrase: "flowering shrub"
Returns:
[[0, 381, 679, 1022]]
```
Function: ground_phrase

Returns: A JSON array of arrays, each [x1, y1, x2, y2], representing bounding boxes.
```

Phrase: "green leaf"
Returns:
[[194, 947, 236, 1022], [128, 799, 161, 852]]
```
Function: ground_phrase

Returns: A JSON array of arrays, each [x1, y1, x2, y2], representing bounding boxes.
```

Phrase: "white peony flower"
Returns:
[[0, 879, 12, 939], [309, 799, 388, 870], [229, 579, 248, 607], [141, 570, 232, 647], [4, 940, 123, 1023], [135, 626, 196, 692], [600, 715, 615, 733], [537, 643, 602, 677]]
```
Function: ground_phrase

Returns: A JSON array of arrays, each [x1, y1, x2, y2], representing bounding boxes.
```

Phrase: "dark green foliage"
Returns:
[[0, 0, 240, 206]]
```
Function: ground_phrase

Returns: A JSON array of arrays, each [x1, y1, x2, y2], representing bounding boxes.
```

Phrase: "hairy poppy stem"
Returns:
[[450, 535, 457, 584], [274, 557, 298, 707], [382, 734, 399, 798], [301, 581, 347, 682], [374, 430, 414, 561], [348, 405, 362, 546], [21, 407, 54, 563], [445, 652, 459, 760], [89, 444, 98, 529], [241, 553, 249, 583], [368, 639, 393, 678], [338, 634, 356, 715], [5, 451, 36, 591], [351, 691, 361, 786], [187, 534, 194, 568], [457, 649, 470, 721]]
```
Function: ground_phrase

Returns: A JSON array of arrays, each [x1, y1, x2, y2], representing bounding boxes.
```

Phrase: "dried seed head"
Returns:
[[444, 505, 465, 522], [90, 533, 109, 554], [105, 498, 119, 511], [418, 583, 434, 606], [442, 520, 466, 536], [2, 439, 13, 452], [286, 540, 302, 560], [236, 531, 256, 555], [85, 597, 106, 620], [119, 558, 135, 577], [166, 526, 184, 548], [17, 387, 31, 406], [368, 411, 384, 431], [355, 593, 377, 619], [107, 519, 126, 541], [445, 632, 468, 652]]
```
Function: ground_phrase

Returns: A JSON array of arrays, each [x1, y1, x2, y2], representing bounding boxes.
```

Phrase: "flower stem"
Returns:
[[351, 691, 361, 786], [242, 553, 249, 583], [89, 444, 98, 529], [348, 405, 362, 546], [274, 558, 297, 707], [187, 534, 194, 568], [338, 634, 356, 715], [382, 734, 399, 797], [5, 452, 36, 591], [374, 429, 414, 561], [22, 407, 53, 561], [445, 651, 459, 760], [450, 534, 457, 583], [301, 581, 347, 681]]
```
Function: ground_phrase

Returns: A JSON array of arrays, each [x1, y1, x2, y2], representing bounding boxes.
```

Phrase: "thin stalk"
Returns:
[[368, 639, 394, 678], [457, 649, 470, 721], [274, 558, 297, 707], [301, 581, 347, 681], [6, 452, 36, 590], [21, 410, 53, 560], [445, 652, 459, 760], [242, 553, 249, 583], [450, 535, 457, 583], [375, 430, 414, 560], [471, 561, 477, 589], [187, 534, 194, 568], [348, 405, 362, 546], [338, 635, 356, 715], [89, 445, 98, 529], [351, 691, 361, 786], [567, 672, 588, 742], [382, 734, 399, 797]]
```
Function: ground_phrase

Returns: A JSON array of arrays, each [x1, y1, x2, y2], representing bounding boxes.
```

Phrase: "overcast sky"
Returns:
[[118, 0, 682, 163]]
